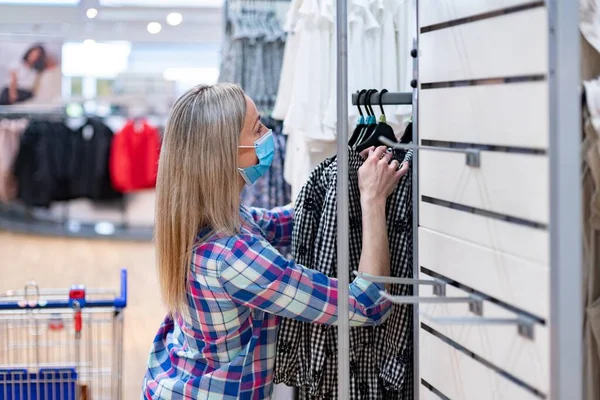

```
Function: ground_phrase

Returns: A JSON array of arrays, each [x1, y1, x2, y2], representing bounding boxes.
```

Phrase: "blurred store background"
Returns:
[[0, 1, 292, 398]]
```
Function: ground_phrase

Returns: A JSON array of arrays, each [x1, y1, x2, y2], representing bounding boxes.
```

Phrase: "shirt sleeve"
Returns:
[[218, 233, 391, 327], [249, 204, 294, 247]]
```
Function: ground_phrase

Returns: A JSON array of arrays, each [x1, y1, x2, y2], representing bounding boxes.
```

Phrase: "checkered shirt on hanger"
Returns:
[[274, 148, 414, 400]]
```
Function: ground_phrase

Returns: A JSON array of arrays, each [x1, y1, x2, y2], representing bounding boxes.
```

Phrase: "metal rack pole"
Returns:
[[548, 0, 582, 398], [335, 0, 350, 396], [411, 0, 420, 397]]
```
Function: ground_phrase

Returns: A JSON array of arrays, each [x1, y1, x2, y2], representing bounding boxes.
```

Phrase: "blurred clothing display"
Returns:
[[0, 118, 28, 203], [218, 7, 287, 111], [13, 118, 121, 208], [272, 0, 413, 199], [109, 119, 161, 193], [581, 4, 600, 399], [69, 118, 121, 201]]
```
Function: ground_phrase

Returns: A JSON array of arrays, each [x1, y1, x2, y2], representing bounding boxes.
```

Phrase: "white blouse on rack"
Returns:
[[274, 0, 412, 199]]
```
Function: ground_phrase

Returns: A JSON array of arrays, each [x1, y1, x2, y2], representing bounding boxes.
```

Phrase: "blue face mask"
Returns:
[[238, 129, 274, 185]]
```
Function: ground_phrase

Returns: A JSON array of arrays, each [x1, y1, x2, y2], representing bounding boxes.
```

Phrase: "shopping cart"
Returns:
[[0, 269, 127, 400]]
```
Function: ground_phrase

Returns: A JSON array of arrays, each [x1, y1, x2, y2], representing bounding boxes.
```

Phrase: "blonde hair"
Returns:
[[155, 83, 247, 313]]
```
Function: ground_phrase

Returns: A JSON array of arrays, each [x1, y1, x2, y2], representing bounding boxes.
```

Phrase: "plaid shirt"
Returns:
[[142, 205, 391, 400]]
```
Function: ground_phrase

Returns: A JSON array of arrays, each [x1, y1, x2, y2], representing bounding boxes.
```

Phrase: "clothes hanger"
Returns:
[[355, 89, 398, 153], [348, 89, 367, 148], [354, 89, 378, 149], [399, 121, 412, 144]]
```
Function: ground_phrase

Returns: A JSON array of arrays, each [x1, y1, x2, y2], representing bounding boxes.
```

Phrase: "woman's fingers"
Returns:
[[359, 146, 375, 160], [396, 161, 409, 177], [368, 146, 388, 162]]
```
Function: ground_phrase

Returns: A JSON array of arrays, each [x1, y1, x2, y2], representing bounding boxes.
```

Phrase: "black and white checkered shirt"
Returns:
[[273, 148, 414, 400]]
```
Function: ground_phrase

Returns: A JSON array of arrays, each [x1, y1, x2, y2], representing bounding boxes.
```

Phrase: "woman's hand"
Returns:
[[358, 146, 403, 206]]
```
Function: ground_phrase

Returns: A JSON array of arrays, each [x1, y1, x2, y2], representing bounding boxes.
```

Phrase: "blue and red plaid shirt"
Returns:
[[142, 205, 391, 399]]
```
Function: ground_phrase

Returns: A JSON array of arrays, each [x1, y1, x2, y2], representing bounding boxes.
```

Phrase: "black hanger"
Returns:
[[355, 89, 398, 153], [348, 89, 367, 147], [354, 89, 378, 150], [400, 121, 412, 144]]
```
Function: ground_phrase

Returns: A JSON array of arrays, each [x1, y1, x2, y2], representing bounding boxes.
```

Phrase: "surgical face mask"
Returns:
[[238, 129, 274, 185]]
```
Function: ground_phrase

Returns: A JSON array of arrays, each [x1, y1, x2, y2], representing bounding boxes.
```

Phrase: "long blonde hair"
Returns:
[[155, 83, 247, 313]]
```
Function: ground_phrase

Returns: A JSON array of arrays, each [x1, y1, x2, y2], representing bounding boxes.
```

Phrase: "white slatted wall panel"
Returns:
[[416, 1, 550, 399]]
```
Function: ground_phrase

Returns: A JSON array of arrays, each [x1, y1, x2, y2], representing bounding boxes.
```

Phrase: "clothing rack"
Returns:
[[351, 91, 412, 106], [334, 1, 582, 400], [0, 105, 66, 120], [0, 112, 154, 242], [222, 0, 291, 33]]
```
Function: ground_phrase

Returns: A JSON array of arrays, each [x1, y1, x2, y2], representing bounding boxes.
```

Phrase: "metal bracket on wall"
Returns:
[[355, 271, 483, 308], [420, 313, 537, 340], [378, 136, 481, 167]]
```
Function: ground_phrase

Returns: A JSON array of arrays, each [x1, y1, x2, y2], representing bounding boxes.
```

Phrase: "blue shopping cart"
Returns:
[[0, 269, 127, 400]]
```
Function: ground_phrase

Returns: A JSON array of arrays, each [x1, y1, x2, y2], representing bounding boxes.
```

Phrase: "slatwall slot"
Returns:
[[419, 7, 548, 83], [421, 380, 449, 400], [419, 82, 549, 149], [419, 200, 548, 264], [418, 227, 549, 319], [419, 0, 543, 28], [419, 150, 549, 224], [420, 327, 543, 400], [419, 272, 549, 393]]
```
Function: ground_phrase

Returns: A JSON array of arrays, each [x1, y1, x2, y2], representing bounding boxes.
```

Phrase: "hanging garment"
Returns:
[[274, 148, 414, 400], [0, 118, 28, 203], [69, 118, 121, 201], [13, 120, 73, 207], [218, 9, 287, 112], [582, 79, 600, 400], [109, 119, 160, 193]]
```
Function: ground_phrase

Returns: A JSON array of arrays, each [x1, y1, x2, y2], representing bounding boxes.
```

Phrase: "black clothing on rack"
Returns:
[[274, 148, 414, 400], [69, 118, 121, 200], [13, 118, 121, 207], [14, 120, 73, 207]]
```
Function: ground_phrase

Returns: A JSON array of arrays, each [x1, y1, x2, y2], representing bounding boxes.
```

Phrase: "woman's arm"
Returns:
[[218, 233, 391, 327], [356, 146, 405, 278], [249, 204, 294, 247]]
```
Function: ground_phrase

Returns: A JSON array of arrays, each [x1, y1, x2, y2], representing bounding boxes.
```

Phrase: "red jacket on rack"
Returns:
[[109, 119, 161, 193]]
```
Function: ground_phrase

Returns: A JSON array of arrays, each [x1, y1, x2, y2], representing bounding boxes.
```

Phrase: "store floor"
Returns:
[[0, 231, 163, 400]]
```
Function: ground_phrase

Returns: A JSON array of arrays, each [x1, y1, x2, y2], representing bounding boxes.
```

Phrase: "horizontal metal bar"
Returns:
[[421, 313, 524, 326], [1, 288, 117, 297], [379, 137, 480, 156], [0, 269, 127, 310], [351, 91, 413, 106], [379, 137, 481, 167], [380, 291, 475, 304], [0, 307, 117, 317], [353, 271, 439, 286], [420, 312, 537, 340]]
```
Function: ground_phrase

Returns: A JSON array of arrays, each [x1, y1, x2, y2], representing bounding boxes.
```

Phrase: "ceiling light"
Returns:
[[147, 22, 162, 34], [83, 39, 96, 45], [86, 8, 98, 19], [166, 12, 183, 26]]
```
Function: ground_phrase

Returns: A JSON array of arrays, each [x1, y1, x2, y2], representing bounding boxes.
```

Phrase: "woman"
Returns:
[[142, 83, 407, 399]]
